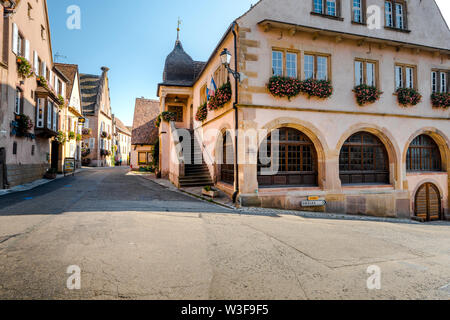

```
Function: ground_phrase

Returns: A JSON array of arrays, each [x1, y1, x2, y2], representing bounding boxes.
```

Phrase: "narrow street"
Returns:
[[0, 167, 449, 300]]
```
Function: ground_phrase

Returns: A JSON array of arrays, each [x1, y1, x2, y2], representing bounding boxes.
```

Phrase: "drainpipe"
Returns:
[[231, 21, 239, 204]]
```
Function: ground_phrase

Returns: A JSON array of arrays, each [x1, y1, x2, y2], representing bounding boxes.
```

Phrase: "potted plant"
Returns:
[[16, 56, 33, 78], [58, 95, 65, 107], [36, 75, 48, 88], [55, 131, 66, 144], [431, 92, 450, 109], [82, 128, 92, 136], [76, 134, 82, 142], [101, 131, 108, 139], [44, 168, 57, 180], [208, 82, 232, 110], [202, 186, 220, 199], [396, 88, 422, 106], [353, 84, 383, 106]]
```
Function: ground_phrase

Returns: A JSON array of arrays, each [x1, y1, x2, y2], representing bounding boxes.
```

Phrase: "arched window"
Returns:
[[407, 135, 442, 172], [339, 132, 389, 185], [221, 131, 234, 185], [258, 128, 318, 186]]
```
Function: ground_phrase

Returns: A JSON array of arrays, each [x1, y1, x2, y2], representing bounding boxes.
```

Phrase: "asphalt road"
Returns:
[[0, 167, 449, 300]]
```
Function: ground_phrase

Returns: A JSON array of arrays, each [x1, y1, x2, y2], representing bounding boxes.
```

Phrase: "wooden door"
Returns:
[[415, 183, 441, 221]]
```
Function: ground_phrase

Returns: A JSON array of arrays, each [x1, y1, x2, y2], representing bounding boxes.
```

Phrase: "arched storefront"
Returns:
[[339, 132, 390, 185], [415, 183, 442, 221], [258, 127, 318, 187]]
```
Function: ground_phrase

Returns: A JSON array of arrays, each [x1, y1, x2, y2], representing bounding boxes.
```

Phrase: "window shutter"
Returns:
[[12, 23, 19, 55], [49, 70, 53, 86], [55, 78, 59, 93], [33, 51, 39, 74], [42, 61, 47, 78], [62, 82, 66, 98], [24, 40, 30, 60], [337, 0, 341, 17]]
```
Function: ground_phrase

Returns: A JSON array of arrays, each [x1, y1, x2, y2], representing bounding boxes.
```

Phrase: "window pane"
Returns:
[[326, 0, 336, 16], [304, 55, 314, 80], [406, 67, 414, 88], [431, 71, 437, 94], [385, 1, 393, 27], [272, 51, 283, 76], [395, 3, 404, 29], [317, 56, 328, 80], [15, 90, 21, 114], [395, 66, 403, 89], [353, 0, 362, 22], [355, 61, 363, 86], [440, 72, 447, 93], [286, 53, 297, 78], [366, 63, 375, 86], [314, 0, 323, 13]]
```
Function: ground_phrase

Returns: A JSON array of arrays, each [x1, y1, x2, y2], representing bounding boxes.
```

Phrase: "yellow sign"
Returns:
[[64, 157, 76, 176], [308, 196, 320, 201]]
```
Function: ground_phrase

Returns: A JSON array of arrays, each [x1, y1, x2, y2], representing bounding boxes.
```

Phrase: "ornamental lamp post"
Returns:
[[220, 48, 240, 82]]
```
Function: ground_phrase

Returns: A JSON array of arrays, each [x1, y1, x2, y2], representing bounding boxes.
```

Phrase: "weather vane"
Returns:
[[177, 17, 182, 41]]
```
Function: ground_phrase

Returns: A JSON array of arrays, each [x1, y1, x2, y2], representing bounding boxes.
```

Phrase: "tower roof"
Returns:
[[162, 40, 196, 86]]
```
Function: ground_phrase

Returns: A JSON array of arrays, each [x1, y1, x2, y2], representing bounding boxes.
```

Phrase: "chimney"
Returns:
[[101, 66, 109, 73]]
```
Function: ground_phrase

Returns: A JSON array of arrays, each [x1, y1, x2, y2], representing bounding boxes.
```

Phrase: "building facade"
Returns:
[[113, 115, 131, 166], [55, 63, 83, 169], [158, 0, 450, 221], [0, 0, 67, 188], [130, 98, 159, 170], [80, 67, 114, 167]]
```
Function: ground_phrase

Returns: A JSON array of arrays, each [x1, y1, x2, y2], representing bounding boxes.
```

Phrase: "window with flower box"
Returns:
[[304, 53, 331, 81], [395, 63, 417, 90], [271, 49, 300, 78], [355, 59, 378, 87], [168, 106, 183, 122]]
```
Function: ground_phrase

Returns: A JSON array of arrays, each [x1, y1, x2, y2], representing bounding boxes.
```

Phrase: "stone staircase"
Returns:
[[178, 132, 214, 188]]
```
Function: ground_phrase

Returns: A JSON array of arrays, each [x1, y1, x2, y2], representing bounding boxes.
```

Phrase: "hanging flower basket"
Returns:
[[82, 128, 92, 136], [299, 79, 333, 99], [16, 56, 33, 78], [82, 148, 91, 157], [353, 85, 383, 106], [208, 82, 232, 110], [431, 92, 450, 109], [195, 102, 208, 122], [267, 76, 302, 100], [68, 131, 76, 140], [55, 131, 66, 144], [101, 131, 108, 139], [396, 88, 422, 106], [11, 114, 34, 138]]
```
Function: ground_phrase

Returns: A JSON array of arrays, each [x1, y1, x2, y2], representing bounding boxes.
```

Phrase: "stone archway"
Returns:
[[260, 117, 330, 189]]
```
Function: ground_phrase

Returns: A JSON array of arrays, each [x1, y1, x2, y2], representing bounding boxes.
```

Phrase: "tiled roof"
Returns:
[[131, 98, 160, 145], [115, 117, 131, 136], [80, 74, 101, 115], [54, 63, 78, 100]]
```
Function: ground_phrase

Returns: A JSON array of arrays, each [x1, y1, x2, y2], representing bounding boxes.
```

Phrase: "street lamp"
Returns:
[[220, 48, 240, 82]]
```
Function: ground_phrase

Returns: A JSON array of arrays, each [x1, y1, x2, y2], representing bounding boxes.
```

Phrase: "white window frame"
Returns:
[[440, 72, 447, 93], [395, 3, 404, 29], [385, 1, 393, 27], [272, 50, 283, 76], [326, 0, 337, 16], [286, 52, 298, 78], [14, 89, 21, 114], [353, 0, 362, 23]]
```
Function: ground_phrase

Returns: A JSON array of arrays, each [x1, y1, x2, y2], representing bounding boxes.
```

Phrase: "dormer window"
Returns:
[[385, 1, 407, 30], [352, 0, 366, 24], [312, 0, 342, 19]]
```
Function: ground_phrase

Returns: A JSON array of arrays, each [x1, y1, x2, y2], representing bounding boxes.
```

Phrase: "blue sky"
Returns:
[[47, 0, 450, 126], [47, 0, 257, 126]]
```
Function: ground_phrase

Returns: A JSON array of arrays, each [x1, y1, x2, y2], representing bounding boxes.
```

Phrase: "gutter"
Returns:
[[231, 21, 240, 204]]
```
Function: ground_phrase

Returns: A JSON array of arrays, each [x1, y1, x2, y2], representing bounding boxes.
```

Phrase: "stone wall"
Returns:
[[6, 163, 49, 187]]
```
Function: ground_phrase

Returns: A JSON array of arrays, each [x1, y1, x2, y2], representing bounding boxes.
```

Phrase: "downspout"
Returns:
[[231, 21, 239, 204]]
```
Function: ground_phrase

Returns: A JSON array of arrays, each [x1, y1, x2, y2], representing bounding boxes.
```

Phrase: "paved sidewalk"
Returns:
[[128, 173, 450, 225], [0, 168, 87, 197]]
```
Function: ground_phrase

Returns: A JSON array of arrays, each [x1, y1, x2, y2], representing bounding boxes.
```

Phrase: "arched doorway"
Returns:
[[415, 183, 441, 221], [258, 127, 318, 186], [220, 131, 234, 185], [339, 132, 390, 185]]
